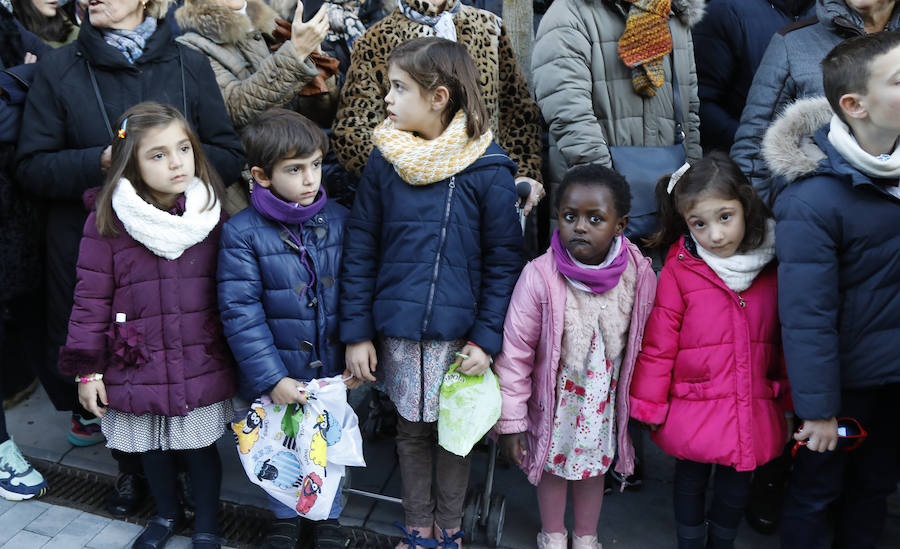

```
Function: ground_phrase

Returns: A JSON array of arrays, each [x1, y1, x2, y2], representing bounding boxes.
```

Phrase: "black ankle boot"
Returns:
[[106, 472, 148, 518], [676, 522, 706, 549]]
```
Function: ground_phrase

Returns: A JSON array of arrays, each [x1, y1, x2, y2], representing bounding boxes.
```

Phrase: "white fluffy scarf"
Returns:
[[112, 177, 221, 260], [827, 114, 900, 178], [693, 219, 776, 293]]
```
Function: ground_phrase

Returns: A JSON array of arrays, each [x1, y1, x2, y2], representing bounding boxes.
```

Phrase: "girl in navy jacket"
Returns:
[[340, 37, 522, 548]]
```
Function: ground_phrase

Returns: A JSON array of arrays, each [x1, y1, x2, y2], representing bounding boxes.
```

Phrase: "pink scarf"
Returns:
[[550, 230, 628, 294]]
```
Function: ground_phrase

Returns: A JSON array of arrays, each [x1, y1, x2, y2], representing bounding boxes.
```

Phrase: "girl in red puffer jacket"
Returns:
[[630, 152, 791, 549]]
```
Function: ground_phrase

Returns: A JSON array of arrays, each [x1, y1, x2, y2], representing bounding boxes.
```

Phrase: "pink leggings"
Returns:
[[536, 472, 606, 537]]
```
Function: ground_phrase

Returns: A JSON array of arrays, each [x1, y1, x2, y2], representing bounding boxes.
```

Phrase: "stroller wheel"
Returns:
[[485, 493, 506, 547], [462, 490, 481, 544]]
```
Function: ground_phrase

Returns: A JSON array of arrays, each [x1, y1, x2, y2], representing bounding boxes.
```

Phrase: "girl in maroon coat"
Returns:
[[58, 102, 236, 549], [629, 152, 790, 549]]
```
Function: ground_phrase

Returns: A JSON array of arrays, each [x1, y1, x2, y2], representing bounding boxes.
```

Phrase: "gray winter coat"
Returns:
[[532, 0, 704, 183], [730, 0, 900, 201]]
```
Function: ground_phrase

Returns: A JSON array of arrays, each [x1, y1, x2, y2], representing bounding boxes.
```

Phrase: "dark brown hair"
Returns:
[[822, 30, 900, 124], [241, 108, 329, 176], [95, 102, 223, 237], [11, 0, 73, 44], [645, 151, 771, 252], [388, 37, 489, 139]]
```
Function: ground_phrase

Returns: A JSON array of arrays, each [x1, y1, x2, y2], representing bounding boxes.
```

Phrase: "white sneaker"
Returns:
[[537, 531, 567, 549], [0, 439, 48, 501], [573, 533, 602, 549]]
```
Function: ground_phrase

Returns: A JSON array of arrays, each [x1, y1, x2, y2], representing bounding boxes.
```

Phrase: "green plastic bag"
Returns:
[[438, 363, 502, 456]]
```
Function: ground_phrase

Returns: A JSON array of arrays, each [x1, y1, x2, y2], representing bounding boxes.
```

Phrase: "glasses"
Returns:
[[792, 417, 868, 458]]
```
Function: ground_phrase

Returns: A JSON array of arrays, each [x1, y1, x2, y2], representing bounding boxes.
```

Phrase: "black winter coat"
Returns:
[[693, 0, 814, 152], [340, 143, 523, 356]]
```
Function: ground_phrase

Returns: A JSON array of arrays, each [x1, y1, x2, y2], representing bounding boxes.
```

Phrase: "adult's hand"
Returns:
[[515, 176, 545, 217], [24, 52, 37, 64], [794, 417, 838, 453], [291, 2, 329, 60]]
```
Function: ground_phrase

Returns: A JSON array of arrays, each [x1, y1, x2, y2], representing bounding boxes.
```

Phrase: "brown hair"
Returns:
[[95, 102, 223, 237], [822, 30, 900, 125], [387, 37, 489, 139], [645, 151, 771, 252], [241, 108, 329, 177], [11, 0, 74, 44]]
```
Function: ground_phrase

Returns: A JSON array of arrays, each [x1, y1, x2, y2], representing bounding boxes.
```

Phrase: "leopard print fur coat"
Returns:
[[330, 0, 543, 181]]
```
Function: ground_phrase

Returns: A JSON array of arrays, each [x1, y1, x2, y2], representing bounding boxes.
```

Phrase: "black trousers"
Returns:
[[673, 459, 752, 548], [781, 383, 900, 549]]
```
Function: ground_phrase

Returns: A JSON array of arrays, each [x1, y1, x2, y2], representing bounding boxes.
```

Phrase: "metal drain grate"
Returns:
[[31, 460, 401, 548]]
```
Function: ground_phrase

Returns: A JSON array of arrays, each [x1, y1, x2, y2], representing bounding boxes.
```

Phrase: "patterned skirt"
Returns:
[[102, 400, 234, 452], [377, 336, 465, 423]]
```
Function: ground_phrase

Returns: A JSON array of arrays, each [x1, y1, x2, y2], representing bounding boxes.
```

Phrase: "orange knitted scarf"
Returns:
[[617, 0, 672, 97]]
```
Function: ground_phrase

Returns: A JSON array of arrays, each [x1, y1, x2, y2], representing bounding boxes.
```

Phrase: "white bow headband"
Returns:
[[666, 162, 692, 194]]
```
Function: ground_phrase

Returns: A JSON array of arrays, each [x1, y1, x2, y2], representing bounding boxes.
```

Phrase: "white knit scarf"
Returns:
[[827, 114, 900, 178], [111, 177, 221, 260], [692, 219, 776, 293]]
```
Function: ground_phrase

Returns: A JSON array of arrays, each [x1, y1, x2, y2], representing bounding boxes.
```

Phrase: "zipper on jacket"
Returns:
[[419, 342, 425, 421], [738, 294, 746, 308], [422, 177, 456, 334]]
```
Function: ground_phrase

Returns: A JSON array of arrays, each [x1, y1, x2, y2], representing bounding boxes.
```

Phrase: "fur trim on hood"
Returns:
[[762, 96, 832, 183], [175, 0, 277, 45]]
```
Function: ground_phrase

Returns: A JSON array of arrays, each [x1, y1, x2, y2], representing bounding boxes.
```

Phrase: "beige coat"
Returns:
[[175, 0, 332, 128]]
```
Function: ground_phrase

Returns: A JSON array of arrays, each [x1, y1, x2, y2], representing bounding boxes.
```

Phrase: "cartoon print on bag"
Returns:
[[280, 403, 303, 450], [296, 471, 323, 514], [232, 406, 267, 454], [254, 451, 304, 490], [309, 411, 342, 466]]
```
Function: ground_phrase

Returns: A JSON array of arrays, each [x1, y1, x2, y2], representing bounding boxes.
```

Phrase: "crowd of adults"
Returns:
[[0, 0, 896, 539]]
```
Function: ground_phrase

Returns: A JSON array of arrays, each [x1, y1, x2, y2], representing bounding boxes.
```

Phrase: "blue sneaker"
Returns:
[[0, 439, 48, 501]]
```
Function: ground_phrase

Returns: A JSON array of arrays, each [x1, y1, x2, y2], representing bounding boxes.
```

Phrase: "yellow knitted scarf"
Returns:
[[617, 0, 672, 97], [372, 110, 493, 186]]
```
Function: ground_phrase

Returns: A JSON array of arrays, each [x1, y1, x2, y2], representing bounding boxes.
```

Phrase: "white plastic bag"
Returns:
[[438, 364, 502, 456], [231, 375, 365, 519]]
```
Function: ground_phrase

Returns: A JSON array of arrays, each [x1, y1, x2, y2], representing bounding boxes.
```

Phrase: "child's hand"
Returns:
[[794, 417, 838, 453], [499, 433, 528, 466], [78, 379, 108, 417], [342, 368, 363, 390], [456, 343, 491, 376], [346, 340, 377, 383], [270, 376, 308, 405], [635, 420, 660, 431]]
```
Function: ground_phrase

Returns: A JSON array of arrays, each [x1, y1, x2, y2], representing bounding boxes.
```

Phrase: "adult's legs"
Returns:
[[673, 459, 711, 549], [707, 466, 753, 549]]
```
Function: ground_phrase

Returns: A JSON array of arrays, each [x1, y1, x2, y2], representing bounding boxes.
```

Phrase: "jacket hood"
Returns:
[[818, 0, 900, 35], [761, 96, 832, 183], [459, 142, 518, 177], [175, 0, 277, 45], [600, 0, 706, 27]]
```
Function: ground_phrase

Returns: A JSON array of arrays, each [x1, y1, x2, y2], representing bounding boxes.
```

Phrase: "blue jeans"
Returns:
[[268, 479, 343, 520]]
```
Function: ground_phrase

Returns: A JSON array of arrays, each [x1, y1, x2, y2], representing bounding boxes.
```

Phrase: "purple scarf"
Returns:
[[251, 185, 327, 299], [550, 229, 628, 294]]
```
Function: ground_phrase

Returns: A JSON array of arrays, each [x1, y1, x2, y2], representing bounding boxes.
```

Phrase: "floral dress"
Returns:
[[544, 258, 636, 480]]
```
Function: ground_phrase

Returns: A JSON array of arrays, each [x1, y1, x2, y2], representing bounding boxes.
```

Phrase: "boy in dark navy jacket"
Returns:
[[217, 109, 349, 549], [761, 32, 900, 549]]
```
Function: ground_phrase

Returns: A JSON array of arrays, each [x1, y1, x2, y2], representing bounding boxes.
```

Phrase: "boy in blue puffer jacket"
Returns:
[[760, 32, 900, 549], [217, 108, 349, 549]]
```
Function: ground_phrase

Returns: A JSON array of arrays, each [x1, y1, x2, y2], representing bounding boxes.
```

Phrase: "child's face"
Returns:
[[137, 121, 195, 209], [855, 44, 900, 134], [384, 65, 446, 140], [682, 195, 746, 258], [557, 183, 627, 265], [252, 151, 323, 206]]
